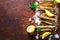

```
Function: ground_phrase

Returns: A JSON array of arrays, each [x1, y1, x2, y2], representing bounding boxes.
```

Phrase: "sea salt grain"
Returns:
[[35, 1, 38, 5], [35, 35, 39, 40], [35, 18, 40, 23], [35, 11, 40, 16], [54, 34, 60, 39], [28, 18, 32, 21], [37, 21, 41, 25], [49, 35, 53, 40], [33, 15, 38, 20]]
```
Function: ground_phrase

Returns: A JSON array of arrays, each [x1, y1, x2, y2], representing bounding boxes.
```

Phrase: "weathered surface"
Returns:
[[0, 0, 60, 40]]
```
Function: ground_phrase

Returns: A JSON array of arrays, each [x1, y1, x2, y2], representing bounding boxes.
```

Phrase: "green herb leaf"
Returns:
[[53, 0, 57, 5], [37, 27, 41, 33], [30, 3, 38, 10]]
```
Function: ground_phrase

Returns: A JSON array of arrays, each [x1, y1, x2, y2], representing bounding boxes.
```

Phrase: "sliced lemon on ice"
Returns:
[[45, 10, 54, 17], [26, 25, 35, 33], [55, 0, 60, 3], [42, 32, 51, 39]]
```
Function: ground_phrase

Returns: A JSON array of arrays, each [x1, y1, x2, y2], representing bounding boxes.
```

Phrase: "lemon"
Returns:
[[42, 32, 51, 39], [55, 0, 60, 3], [45, 10, 54, 17], [26, 25, 35, 33]]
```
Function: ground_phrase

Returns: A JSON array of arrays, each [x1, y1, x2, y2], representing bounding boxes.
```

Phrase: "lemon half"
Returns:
[[27, 25, 35, 33], [42, 32, 51, 39], [45, 10, 54, 17], [55, 0, 60, 3]]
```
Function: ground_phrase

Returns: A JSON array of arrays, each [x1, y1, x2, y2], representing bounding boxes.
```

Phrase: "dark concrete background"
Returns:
[[0, 0, 60, 40]]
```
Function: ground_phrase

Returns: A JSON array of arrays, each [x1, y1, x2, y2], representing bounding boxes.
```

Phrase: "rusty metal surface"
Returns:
[[0, 0, 60, 40]]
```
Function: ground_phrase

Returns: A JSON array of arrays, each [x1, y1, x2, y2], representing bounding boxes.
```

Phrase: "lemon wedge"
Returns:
[[42, 32, 51, 39], [45, 10, 54, 17], [26, 25, 35, 33], [55, 0, 60, 3]]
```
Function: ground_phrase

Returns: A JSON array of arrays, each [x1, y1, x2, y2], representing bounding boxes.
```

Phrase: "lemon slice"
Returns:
[[42, 32, 51, 39], [55, 0, 60, 3], [26, 25, 35, 33], [45, 10, 54, 17]]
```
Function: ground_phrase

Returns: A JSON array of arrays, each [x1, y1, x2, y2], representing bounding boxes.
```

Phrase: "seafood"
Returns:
[[27, 0, 59, 40]]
